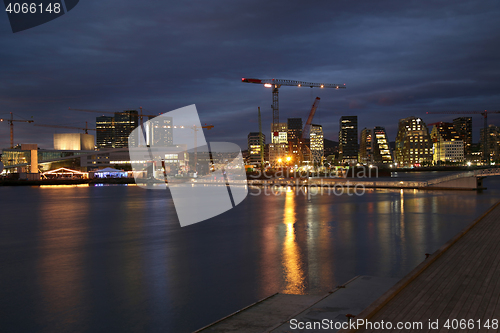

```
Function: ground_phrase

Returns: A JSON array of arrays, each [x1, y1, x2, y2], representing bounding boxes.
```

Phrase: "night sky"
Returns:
[[1, 1, 500, 150]]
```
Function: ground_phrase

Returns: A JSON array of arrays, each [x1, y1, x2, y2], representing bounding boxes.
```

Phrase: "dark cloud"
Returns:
[[1, 0, 499, 148]]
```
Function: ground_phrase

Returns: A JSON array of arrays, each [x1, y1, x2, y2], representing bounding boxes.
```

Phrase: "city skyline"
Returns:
[[1, 1, 500, 150]]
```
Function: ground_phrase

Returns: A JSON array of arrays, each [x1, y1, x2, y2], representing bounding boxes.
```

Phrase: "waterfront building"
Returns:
[[54, 133, 95, 151], [96, 116, 114, 149], [359, 128, 373, 164], [310, 124, 324, 165], [453, 117, 472, 157], [480, 124, 500, 163], [339, 116, 358, 165], [372, 126, 393, 164], [146, 115, 173, 147], [287, 118, 302, 161], [395, 117, 432, 167], [96, 110, 139, 149], [430, 122, 463, 164], [247, 132, 266, 165], [269, 122, 288, 164]]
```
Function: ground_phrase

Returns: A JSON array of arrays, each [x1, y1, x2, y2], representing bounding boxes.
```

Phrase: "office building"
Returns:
[[247, 132, 266, 165], [372, 126, 393, 164], [480, 124, 500, 162], [146, 116, 173, 147], [339, 116, 358, 165], [96, 110, 139, 149], [287, 118, 302, 161], [114, 110, 139, 148], [269, 122, 288, 164], [359, 128, 373, 164], [395, 117, 432, 167], [96, 116, 114, 149], [430, 122, 463, 163], [453, 117, 472, 157], [310, 124, 324, 164]]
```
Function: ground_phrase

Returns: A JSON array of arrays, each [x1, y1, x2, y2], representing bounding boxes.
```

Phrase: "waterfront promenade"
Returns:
[[340, 200, 500, 332]]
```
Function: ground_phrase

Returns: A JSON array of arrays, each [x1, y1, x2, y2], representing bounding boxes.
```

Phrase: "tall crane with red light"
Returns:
[[298, 97, 321, 163], [241, 78, 345, 134], [426, 110, 500, 163], [0, 113, 34, 148]]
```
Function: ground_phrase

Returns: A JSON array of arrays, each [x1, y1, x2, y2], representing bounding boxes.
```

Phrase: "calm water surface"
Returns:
[[1, 177, 500, 332]]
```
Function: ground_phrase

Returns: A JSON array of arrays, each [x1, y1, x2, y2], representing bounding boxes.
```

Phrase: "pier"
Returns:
[[339, 200, 500, 332]]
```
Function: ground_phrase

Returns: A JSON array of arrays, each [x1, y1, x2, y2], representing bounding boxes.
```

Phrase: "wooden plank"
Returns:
[[340, 201, 500, 333]]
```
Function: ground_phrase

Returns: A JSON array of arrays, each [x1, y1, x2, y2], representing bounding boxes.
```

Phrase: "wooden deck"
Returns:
[[340, 201, 500, 333]]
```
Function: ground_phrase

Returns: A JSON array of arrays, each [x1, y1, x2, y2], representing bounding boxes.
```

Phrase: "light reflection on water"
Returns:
[[1, 178, 500, 332], [282, 189, 305, 294]]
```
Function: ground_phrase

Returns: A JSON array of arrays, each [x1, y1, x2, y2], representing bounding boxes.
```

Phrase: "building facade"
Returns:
[[146, 115, 173, 147], [269, 122, 288, 164], [372, 126, 393, 164], [96, 110, 139, 149], [395, 117, 432, 167], [430, 122, 464, 164], [359, 128, 373, 164], [310, 124, 324, 165], [247, 132, 266, 165], [339, 116, 358, 165], [453, 117, 472, 157], [287, 118, 302, 162], [480, 124, 500, 163], [54, 133, 95, 151]]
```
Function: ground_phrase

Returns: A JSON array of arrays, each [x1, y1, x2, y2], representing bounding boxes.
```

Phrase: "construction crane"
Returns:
[[299, 97, 321, 163], [34, 122, 98, 134], [241, 78, 345, 133], [426, 110, 500, 163], [258, 107, 264, 170], [69, 107, 160, 127], [0, 112, 34, 148]]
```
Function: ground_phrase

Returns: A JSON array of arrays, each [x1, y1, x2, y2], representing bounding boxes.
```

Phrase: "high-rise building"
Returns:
[[359, 128, 373, 164], [310, 124, 324, 164], [287, 118, 302, 161], [395, 117, 432, 167], [453, 117, 472, 157], [372, 126, 393, 164], [247, 132, 266, 165], [96, 110, 139, 149], [147, 116, 173, 147], [114, 110, 139, 148], [269, 122, 288, 164], [96, 116, 114, 149], [480, 124, 500, 162], [339, 116, 358, 165], [430, 122, 463, 163]]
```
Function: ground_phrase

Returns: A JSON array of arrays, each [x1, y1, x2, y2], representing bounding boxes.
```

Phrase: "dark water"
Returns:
[[1, 177, 500, 332]]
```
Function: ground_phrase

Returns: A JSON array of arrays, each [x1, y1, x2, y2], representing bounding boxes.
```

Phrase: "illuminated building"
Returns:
[[96, 116, 114, 149], [287, 118, 302, 160], [310, 124, 324, 164], [395, 117, 432, 167], [96, 110, 139, 149], [269, 122, 288, 164], [372, 126, 393, 164], [480, 124, 500, 162], [430, 122, 463, 163], [339, 116, 358, 165], [54, 133, 95, 151], [247, 132, 266, 164], [453, 117, 472, 157], [146, 115, 173, 147], [359, 128, 373, 164]]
